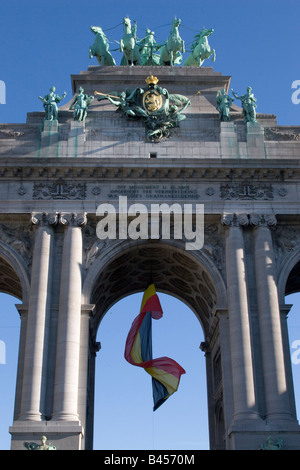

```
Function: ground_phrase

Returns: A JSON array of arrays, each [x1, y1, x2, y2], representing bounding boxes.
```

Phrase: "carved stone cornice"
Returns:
[[1, 158, 300, 183]]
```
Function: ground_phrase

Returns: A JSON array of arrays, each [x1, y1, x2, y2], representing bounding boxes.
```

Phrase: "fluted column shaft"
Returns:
[[52, 213, 86, 421], [19, 213, 55, 420], [254, 217, 292, 420], [224, 215, 258, 421]]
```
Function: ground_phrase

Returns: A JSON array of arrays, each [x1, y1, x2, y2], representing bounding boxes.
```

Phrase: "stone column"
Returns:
[[52, 213, 87, 422], [19, 213, 56, 420], [253, 214, 293, 421], [14, 304, 28, 420], [222, 214, 258, 421], [78, 304, 95, 443]]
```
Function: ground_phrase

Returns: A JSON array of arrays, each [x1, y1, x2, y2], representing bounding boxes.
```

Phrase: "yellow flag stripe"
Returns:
[[131, 331, 143, 364], [140, 284, 156, 312], [145, 366, 180, 396]]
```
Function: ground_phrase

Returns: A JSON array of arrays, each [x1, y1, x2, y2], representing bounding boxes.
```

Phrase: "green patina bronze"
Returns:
[[232, 87, 257, 123], [69, 87, 94, 121], [159, 17, 185, 66], [120, 17, 142, 66], [95, 75, 190, 142], [38, 87, 66, 121], [87, 19, 216, 68], [259, 436, 284, 450], [139, 29, 160, 66], [89, 26, 116, 66], [183, 28, 216, 67], [24, 436, 57, 450], [216, 88, 234, 122]]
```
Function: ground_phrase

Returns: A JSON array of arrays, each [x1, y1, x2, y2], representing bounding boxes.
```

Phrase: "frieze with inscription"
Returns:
[[107, 184, 200, 200]]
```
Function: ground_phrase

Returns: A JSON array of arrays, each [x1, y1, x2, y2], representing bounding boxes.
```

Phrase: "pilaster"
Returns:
[[220, 122, 238, 158], [39, 120, 59, 158], [246, 121, 265, 158], [67, 121, 86, 158]]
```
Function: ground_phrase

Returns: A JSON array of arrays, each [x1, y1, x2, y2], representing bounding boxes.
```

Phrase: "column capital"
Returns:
[[59, 212, 87, 227], [249, 213, 277, 227], [31, 212, 87, 227], [221, 213, 249, 227], [30, 212, 59, 226], [221, 213, 277, 228]]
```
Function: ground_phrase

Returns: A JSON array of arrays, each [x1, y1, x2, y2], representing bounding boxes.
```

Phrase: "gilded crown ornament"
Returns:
[[145, 75, 159, 86]]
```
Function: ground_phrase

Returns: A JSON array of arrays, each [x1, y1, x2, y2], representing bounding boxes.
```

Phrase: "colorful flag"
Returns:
[[124, 284, 186, 411]]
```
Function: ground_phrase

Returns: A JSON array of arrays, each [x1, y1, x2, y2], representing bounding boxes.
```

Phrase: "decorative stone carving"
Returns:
[[33, 181, 86, 200], [205, 187, 215, 196], [220, 182, 273, 200], [0, 222, 33, 268], [221, 213, 249, 227], [249, 213, 277, 227], [91, 186, 102, 196], [17, 183, 27, 196], [221, 213, 276, 228], [278, 187, 288, 197], [31, 212, 87, 227], [59, 212, 87, 227], [265, 127, 300, 141], [273, 225, 300, 256], [31, 212, 59, 226], [203, 224, 224, 270]]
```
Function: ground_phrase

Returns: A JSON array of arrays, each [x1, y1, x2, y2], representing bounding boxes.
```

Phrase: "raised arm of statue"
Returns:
[[39, 87, 66, 121], [231, 89, 240, 100]]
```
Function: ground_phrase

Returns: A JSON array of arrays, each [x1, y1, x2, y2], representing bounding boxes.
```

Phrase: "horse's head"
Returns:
[[90, 26, 103, 35], [123, 16, 131, 29], [202, 28, 214, 37], [172, 17, 181, 28]]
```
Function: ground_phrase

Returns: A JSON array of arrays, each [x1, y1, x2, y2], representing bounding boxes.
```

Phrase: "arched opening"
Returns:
[[0, 251, 28, 449], [285, 260, 300, 422], [0, 293, 21, 449], [93, 292, 208, 450], [83, 240, 227, 450]]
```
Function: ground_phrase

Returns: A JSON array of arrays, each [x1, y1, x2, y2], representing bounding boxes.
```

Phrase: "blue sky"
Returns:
[[0, 0, 300, 451]]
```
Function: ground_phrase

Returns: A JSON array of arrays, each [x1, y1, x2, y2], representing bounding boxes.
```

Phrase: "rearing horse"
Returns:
[[89, 26, 116, 66], [159, 17, 185, 66], [183, 28, 216, 66], [119, 17, 142, 66]]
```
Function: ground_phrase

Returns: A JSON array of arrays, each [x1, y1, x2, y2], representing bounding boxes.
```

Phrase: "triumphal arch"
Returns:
[[2, 19, 300, 450]]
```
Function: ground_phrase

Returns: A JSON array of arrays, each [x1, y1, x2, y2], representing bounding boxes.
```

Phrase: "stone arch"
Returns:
[[277, 246, 300, 304], [83, 239, 227, 336], [0, 240, 30, 302], [82, 239, 227, 449]]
